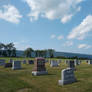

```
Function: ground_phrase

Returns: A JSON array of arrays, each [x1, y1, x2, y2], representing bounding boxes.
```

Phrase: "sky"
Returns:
[[0, 0, 92, 55]]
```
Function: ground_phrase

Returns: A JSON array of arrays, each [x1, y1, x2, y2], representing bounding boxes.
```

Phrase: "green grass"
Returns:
[[0, 57, 92, 92]]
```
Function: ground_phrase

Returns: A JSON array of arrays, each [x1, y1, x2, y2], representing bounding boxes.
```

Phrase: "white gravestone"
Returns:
[[88, 60, 92, 64], [74, 59, 79, 66], [50, 60, 58, 67], [12, 61, 21, 70], [58, 68, 77, 85], [0, 59, 5, 66]]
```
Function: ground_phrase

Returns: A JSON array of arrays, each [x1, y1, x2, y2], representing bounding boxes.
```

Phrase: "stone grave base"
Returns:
[[12, 67, 21, 70], [58, 78, 77, 85], [32, 71, 48, 76]]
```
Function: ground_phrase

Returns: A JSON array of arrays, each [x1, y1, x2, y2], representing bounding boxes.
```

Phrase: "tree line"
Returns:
[[0, 42, 55, 58], [24, 48, 55, 58], [0, 43, 16, 57]]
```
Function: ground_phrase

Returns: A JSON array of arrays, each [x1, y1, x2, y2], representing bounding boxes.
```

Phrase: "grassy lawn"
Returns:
[[0, 58, 92, 92]]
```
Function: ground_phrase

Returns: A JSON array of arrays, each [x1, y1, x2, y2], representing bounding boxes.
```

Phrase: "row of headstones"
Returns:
[[0, 59, 34, 70], [59, 59, 92, 85], [49, 59, 81, 67]]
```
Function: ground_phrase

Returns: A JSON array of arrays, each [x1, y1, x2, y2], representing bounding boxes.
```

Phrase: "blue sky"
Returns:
[[0, 0, 92, 54]]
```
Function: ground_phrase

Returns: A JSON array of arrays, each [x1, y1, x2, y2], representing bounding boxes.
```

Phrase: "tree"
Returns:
[[0, 42, 16, 57], [48, 49, 55, 58], [24, 48, 34, 57], [0, 43, 4, 56]]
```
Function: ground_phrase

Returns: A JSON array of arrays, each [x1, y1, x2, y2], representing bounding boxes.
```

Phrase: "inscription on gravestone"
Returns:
[[12, 61, 21, 70], [58, 68, 77, 85], [32, 57, 48, 76], [0, 59, 5, 66]]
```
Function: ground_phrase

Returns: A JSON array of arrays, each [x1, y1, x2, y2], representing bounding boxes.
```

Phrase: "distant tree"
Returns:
[[0, 43, 4, 56], [47, 49, 55, 58], [24, 48, 34, 57]]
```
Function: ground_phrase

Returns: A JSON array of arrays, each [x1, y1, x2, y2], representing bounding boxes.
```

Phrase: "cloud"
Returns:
[[78, 44, 92, 49], [14, 40, 31, 50], [68, 15, 92, 40], [51, 34, 56, 39], [0, 4, 22, 23], [25, 0, 83, 23], [57, 35, 64, 40], [64, 41, 73, 46]]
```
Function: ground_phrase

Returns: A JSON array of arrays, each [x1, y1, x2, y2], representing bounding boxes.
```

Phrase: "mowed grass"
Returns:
[[0, 58, 92, 92]]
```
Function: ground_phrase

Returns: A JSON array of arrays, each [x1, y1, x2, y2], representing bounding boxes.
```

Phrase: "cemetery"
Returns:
[[0, 57, 92, 92]]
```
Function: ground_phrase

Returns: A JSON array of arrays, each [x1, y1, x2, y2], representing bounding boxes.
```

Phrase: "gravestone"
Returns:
[[58, 68, 77, 85], [57, 59, 62, 65], [12, 61, 21, 70], [74, 59, 79, 66], [50, 60, 58, 67], [65, 60, 69, 64], [86, 60, 89, 63], [78, 60, 81, 65], [32, 57, 48, 76], [28, 60, 34, 64], [9, 59, 13, 63], [22, 60, 27, 64], [0, 59, 5, 66], [88, 60, 92, 64], [68, 61, 75, 70], [4, 63, 12, 68]]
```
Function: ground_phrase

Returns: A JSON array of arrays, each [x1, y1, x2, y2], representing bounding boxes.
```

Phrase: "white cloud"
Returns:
[[14, 41, 31, 50], [78, 44, 92, 49], [57, 35, 64, 40], [25, 0, 83, 23], [68, 15, 92, 40], [0, 5, 22, 23], [64, 41, 73, 46], [51, 34, 56, 39], [61, 14, 73, 24]]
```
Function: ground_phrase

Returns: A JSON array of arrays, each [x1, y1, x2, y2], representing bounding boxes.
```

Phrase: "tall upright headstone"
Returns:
[[9, 59, 13, 63], [88, 60, 92, 64], [32, 57, 48, 76], [68, 61, 75, 70], [0, 59, 5, 66], [74, 59, 79, 66], [12, 61, 21, 70], [58, 68, 77, 85]]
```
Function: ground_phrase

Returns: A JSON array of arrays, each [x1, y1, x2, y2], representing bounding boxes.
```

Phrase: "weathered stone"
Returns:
[[0, 59, 5, 66], [32, 57, 48, 76], [58, 68, 77, 85], [12, 61, 21, 70], [50, 60, 58, 67]]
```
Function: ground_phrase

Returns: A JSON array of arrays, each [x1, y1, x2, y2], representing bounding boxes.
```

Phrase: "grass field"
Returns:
[[0, 58, 92, 92]]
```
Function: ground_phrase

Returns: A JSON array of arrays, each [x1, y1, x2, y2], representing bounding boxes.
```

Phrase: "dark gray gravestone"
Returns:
[[28, 60, 34, 64], [0, 59, 5, 66], [9, 59, 13, 63], [12, 61, 21, 70], [58, 68, 77, 85], [4, 63, 12, 68], [68, 61, 75, 70]]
